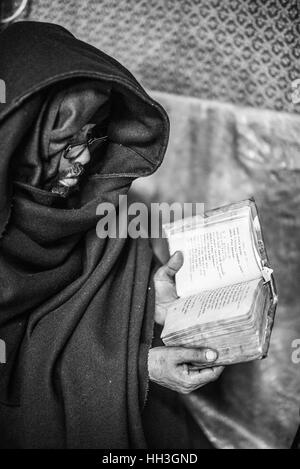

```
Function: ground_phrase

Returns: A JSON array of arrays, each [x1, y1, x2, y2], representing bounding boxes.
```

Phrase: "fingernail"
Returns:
[[205, 350, 218, 362], [174, 251, 183, 260]]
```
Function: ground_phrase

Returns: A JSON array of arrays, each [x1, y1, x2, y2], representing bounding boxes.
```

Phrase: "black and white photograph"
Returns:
[[0, 0, 299, 454]]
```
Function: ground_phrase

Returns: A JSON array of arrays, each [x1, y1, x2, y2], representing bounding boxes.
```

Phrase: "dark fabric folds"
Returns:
[[0, 21, 171, 448]]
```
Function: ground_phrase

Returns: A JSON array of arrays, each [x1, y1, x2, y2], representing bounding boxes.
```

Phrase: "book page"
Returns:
[[162, 278, 261, 341], [166, 211, 262, 297]]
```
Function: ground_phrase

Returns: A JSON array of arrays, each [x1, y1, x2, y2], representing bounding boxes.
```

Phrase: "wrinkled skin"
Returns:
[[149, 251, 224, 394]]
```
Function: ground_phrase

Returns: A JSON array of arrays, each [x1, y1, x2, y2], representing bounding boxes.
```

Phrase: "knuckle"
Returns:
[[183, 382, 194, 393], [180, 387, 191, 395], [179, 379, 189, 389], [178, 381, 189, 393], [194, 351, 206, 362]]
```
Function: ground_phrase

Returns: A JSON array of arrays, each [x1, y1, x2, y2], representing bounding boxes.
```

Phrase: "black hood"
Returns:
[[0, 20, 169, 237]]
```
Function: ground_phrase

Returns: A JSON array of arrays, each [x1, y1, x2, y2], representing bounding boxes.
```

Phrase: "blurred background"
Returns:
[[1, 0, 300, 449]]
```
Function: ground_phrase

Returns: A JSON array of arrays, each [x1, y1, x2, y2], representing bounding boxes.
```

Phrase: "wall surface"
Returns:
[[133, 92, 300, 448], [16, 0, 300, 113]]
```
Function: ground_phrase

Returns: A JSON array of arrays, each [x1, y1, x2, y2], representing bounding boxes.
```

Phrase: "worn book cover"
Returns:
[[162, 199, 278, 366]]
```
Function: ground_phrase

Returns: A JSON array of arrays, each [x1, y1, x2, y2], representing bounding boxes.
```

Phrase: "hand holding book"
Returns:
[[161, 199, 278, 366], [150, 251, 224, 393], [148, 345, 224, 394]]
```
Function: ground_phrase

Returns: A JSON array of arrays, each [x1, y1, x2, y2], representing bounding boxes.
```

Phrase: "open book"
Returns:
[[161, 199, 278, 366]]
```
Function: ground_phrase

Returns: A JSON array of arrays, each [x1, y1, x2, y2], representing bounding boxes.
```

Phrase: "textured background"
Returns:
[[4, 0, 300, 113], [2, 0, 300, 449], [140, 93, 300, 449]]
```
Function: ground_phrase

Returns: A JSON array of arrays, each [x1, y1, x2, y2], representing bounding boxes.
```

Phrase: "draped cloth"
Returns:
[[0, 21, 195, 448]]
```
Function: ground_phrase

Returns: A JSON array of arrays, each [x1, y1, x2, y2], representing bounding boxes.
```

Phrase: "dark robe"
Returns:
[[0, 21, 201, 449]]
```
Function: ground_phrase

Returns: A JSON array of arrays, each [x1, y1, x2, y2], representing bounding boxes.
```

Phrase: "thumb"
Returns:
[[171, 347, 218, 365], [155, 251, 184, 282]]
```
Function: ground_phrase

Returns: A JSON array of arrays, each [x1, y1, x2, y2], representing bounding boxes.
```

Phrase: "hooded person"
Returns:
[[0, 21, 222, 449]]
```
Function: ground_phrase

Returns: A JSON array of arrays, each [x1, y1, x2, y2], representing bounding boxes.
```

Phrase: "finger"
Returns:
[[185, 366, 224, 386], [189, 366, 224, 379], [171, 347, 218, 365], [154, 251, 184, 283], [210, 366, 225, 379], [191, 367, 220, 383], [176, 366, 223, 394]]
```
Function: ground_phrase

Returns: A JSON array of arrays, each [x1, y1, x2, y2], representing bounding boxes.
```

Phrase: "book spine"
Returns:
[[261, 274, 278, 358]]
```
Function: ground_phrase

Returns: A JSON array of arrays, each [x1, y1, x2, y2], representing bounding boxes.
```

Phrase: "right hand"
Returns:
[[148, 346, 224, 394], [154, 251, 184, 326]]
